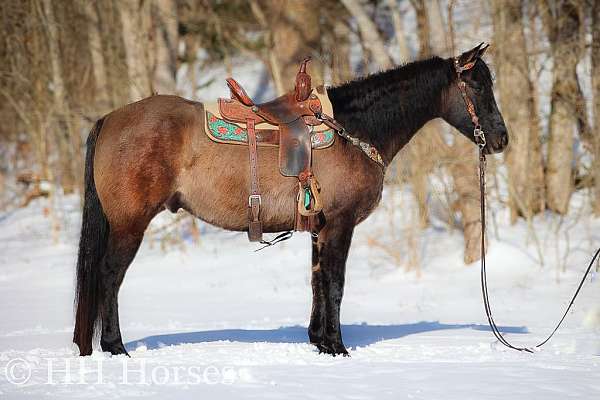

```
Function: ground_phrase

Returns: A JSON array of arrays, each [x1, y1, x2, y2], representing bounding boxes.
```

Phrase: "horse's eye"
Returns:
[[469, 82, 482, 92]]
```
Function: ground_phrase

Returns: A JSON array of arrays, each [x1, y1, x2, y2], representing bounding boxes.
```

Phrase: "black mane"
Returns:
[[327, 56, 456, 162]]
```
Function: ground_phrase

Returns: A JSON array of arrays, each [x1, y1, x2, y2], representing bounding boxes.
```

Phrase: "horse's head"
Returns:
[[441, 43, 508, 154]]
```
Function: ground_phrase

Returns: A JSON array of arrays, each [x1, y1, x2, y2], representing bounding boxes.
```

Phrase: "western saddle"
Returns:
[[217, 58, 342, 243], [216, 58, 385, 243]]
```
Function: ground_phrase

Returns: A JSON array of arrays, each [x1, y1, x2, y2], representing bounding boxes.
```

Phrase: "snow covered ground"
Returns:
[[1, 188, 599, 399]]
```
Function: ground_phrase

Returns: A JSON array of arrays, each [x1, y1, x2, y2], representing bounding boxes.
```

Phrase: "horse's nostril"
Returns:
[[486, 133, 508, 154]]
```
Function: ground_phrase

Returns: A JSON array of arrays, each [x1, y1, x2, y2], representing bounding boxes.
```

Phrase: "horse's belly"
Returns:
[[176, 124, 384, 233], [175, 139, 298, 232]]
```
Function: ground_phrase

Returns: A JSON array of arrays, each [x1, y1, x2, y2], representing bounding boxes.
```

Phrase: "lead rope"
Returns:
[[455, 54, 600, 352], [478, 147, 600, 352], [254, 231, 294, 252]]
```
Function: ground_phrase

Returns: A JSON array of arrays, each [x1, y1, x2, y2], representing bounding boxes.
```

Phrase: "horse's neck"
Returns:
[[379, 97, 440, 163], [328, 63, 449, 164]]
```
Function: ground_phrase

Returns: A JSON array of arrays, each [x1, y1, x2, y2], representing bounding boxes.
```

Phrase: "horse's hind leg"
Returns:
[[99, 227, 145, 355]]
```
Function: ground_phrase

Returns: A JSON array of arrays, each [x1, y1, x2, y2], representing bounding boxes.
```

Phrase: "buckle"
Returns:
[[473, 125, 486, 149], [248, 194, 261, 207]]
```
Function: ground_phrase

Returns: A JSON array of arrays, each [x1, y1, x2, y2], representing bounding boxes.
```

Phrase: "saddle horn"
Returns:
[[294, 57, 312, 102]]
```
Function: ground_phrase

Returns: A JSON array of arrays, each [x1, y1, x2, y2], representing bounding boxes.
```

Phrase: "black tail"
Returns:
[[73, 118, 109, 356]]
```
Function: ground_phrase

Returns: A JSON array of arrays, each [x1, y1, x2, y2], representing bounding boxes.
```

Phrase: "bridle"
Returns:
[[454, 56, 600, 353], [454, 58, 486, 151]]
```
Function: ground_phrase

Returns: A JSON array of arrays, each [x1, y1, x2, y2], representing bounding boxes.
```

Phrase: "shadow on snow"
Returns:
[[126, 321, 528, 351]]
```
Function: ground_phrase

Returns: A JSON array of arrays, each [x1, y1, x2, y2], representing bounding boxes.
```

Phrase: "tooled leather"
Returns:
[[246, 118, 262, 242], [226, 78, 254, 106], [278, 119, 311, 177], [219, 95, 322, 126]]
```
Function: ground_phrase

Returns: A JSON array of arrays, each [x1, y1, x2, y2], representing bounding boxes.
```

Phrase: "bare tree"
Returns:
[[268, 0, 325, 88], [592, 0, 600, 215], [492, 0, 545, 222], [410, 0, 432, 57], [443, 1, 484, 263], [386, 0, 411, 62], [427, 0, 449, 55], [84, 1, 110, 111], [120, 0, 153, 100], [330, 19, 353, 84], [249, 0, 285, 94], [0, 1, 53, 181], [152, 0, 178, 94], [401, 0, 434, 228], [447, 138, 482, 263], [341, 0, 393, 69], [541, 0, 585, 214], [41, 0, 78, 193], [94, 0, 131, 107]]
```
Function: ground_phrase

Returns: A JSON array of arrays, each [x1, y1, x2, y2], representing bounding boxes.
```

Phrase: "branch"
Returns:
[[340, 0, 393, 69]]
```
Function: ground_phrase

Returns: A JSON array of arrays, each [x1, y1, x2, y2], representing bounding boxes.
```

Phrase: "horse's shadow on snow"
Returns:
[[125, 321, 528, 352]]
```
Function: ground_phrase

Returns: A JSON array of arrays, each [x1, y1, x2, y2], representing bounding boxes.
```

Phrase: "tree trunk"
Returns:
[[592, 0, 600, 215], [411, 0, 432, 58], [341, 0, 393, 70], [544, 0, 583, 214], [403, 0, 433, 228], [84, 1, 109, 110], [448, 136, 482, 264], [427, 0, 449, 57], [151, 0, 178, 94], [268, 0, 325, 87], [119, 0, 153, 101], [41, 0, 76, 193], [330, 19, 353, 85], [386, 0, 411, 62], [441, 1, 484, 263], [94, 0, 130, 107], [492, 0, 544, 222], [0, 169, 4, 200], [183, 33, 199, 99], [54, 0, 94, 194], [248, 0, 285, 95]]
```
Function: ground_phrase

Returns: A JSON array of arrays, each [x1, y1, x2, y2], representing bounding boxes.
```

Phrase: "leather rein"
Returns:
[[455, 57, 600, 353]]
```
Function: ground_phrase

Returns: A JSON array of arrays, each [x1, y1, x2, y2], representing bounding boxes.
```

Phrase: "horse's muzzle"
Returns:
[[484, 133, 508, 154]]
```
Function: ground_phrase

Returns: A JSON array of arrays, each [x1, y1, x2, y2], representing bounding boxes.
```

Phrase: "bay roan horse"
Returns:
[[74, 44, 508, 357]]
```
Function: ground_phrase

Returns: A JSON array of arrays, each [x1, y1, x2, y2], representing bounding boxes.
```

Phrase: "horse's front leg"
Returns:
[[308, 219, 354, 356]]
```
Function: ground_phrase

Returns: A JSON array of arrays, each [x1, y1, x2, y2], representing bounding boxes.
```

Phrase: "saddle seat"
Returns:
[[219, 59, 322, 178]]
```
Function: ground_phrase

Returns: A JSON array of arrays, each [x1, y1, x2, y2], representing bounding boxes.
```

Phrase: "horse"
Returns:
[[73, 43, 508, 357]]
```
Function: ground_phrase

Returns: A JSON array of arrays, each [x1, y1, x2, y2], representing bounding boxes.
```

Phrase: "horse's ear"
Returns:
[[478, 43, 490, 58], [457, 43, 489, 71]]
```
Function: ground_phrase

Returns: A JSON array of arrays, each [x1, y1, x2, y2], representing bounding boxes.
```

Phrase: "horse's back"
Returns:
[[98, 95, 202, 143], [93, 95, 203, 228]]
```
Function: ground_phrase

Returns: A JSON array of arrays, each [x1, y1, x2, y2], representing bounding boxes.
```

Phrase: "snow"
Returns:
[[1, 188, 599, 399]]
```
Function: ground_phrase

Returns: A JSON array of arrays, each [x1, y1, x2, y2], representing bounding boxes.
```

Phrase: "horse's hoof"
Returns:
[[315, 342, 349, 357], [101, 339, 130, 357]]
